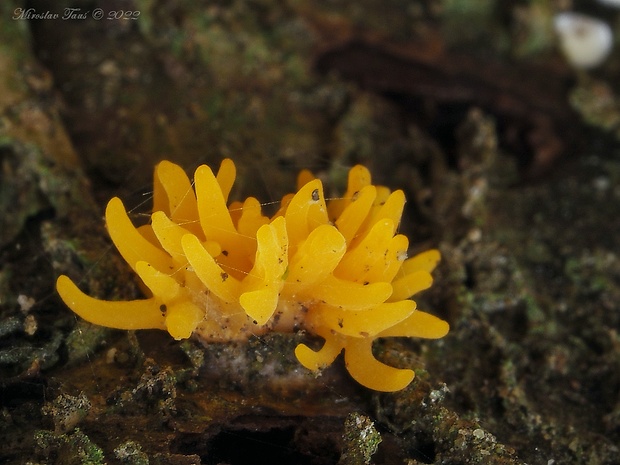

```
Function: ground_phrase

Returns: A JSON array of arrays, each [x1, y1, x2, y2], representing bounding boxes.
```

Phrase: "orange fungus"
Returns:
[[57, 160, 449, 391]]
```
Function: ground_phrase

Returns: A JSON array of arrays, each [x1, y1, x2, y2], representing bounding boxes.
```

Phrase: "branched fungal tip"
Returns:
[[56, 159, 449, 391]]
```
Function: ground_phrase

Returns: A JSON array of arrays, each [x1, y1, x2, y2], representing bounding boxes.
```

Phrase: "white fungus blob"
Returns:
[[554, 12, 613, 69]]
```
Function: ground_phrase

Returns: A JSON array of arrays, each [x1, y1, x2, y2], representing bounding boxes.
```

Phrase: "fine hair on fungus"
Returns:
[[57, 159, 449, 392]]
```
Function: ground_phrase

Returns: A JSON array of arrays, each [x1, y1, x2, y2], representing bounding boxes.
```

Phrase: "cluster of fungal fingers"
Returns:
[[57, 159, 449, 392]]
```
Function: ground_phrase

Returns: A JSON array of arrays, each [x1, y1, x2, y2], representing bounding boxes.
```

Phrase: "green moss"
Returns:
[[339, 413, 382, 465], [114, 440, 149, 465], [510, 1, 555, 58], [569, 79, 620, 137], [0, 1, 32, 89], [441, 0, 508, 49], [34, 428, 105, 465]]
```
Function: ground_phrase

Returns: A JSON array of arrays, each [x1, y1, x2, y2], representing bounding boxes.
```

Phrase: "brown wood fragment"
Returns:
[[306, 14, 580, 178]]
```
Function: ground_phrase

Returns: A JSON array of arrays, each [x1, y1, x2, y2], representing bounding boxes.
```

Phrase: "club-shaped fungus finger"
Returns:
[[195, 164, 237, 244], [308, 275, 392, 310], [309, 300, 416, 338], [378, 310, 450, 339], [344, 337, 415, 392], [334, 185, 376, 243], [106, 197, 172, 274], [215, 158, 236, 203], [154, 160, 199, 231], [182, 234, 241, 303], [286, 224, 347, 287], [389, 270, 434, 302], [400, 249, 441, 275], [165, 300, 205, 340], [56, 275, 167, 330], [284, 179, 328, 245]]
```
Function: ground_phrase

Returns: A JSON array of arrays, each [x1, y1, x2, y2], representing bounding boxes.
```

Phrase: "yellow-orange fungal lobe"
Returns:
[[56, 159, 449, 391]]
